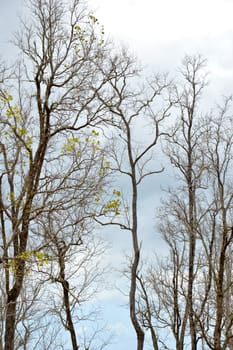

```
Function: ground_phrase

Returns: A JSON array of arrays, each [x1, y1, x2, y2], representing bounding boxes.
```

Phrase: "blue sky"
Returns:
[[1, 0, 233, 349]]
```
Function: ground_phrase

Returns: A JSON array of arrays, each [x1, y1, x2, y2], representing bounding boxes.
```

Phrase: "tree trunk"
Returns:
[[59, 249, 79, 350], [130, 249, 145, 350], [214, 226, 227, 350], [4, 300, 17, 350], [130, 166, 144, 350]]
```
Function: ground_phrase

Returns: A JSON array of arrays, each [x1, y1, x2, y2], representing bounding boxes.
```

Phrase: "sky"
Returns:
[[88, 0, 233, 100], [1, 0, 233, 349]]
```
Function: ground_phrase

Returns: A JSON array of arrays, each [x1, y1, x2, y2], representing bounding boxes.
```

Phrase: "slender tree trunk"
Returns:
[[213, 179, 228, 350], [214, 221, 227, 350], [59, 250, 79, 350], [187, 103, 197, 350], [187, 189, 197, 350], [130, 252, 145, 350], [130, 168, 144, 350]]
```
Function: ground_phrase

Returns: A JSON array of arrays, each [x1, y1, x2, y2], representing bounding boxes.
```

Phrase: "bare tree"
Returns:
[[95, 53, 172, 350], [133, 55, 208, 350], [195, 98, 233, 350], [161, 55, 207, 350]]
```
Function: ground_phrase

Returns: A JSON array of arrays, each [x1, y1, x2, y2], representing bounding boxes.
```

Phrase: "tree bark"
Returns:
[[130, 173, 145, 350], [58, 249, 79, 350]]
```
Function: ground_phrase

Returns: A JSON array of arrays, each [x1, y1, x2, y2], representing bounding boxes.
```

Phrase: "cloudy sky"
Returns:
[[88, 0, 233, 98], [1, 0, 233, 349]]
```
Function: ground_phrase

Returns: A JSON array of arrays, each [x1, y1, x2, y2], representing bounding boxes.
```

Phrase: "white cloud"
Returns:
[[89, 0, 233, 77], [89, 0, 233, 42]]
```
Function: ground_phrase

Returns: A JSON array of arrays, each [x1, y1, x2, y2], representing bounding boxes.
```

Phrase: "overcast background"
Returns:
[[1, 0, 233, 349]]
